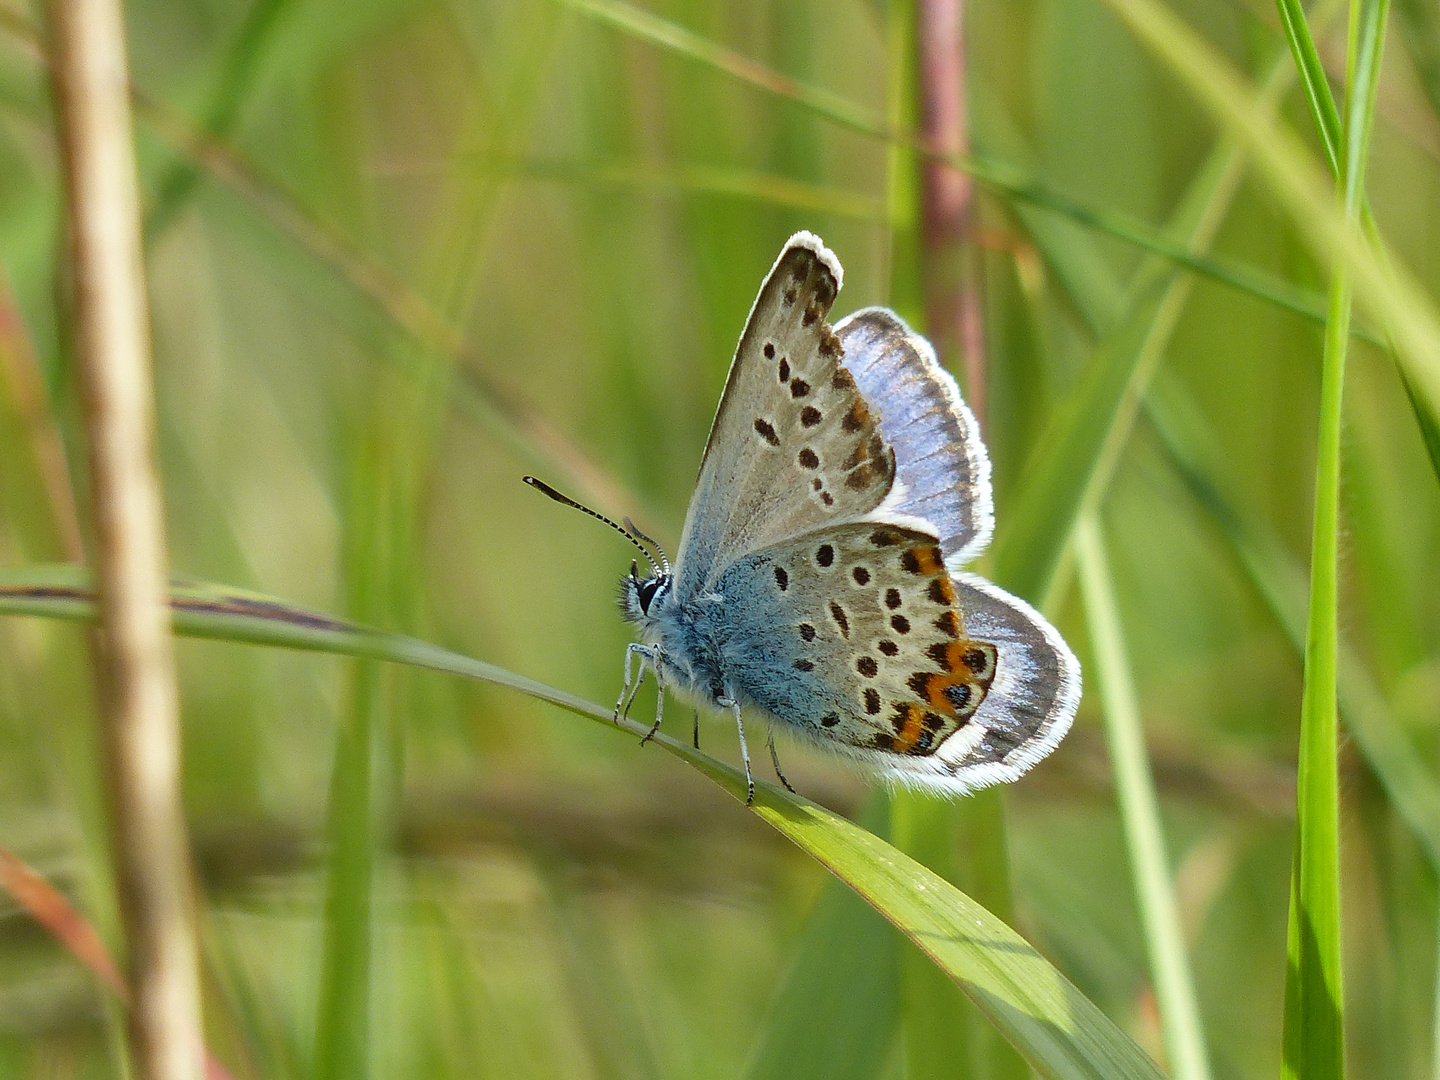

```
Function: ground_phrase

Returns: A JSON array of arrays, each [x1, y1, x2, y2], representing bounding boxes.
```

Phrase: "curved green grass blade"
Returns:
[[1096, 0, 1440, 465], [743, 798, 899, 1080], [1077, 516, 1213, 1080], [992, 35, 1303, 605], [0, 565, 1164, 1080], [1275, 0, 1440, 493], [1145, 378, 1440, 875], [551, 0, 1354, 338]]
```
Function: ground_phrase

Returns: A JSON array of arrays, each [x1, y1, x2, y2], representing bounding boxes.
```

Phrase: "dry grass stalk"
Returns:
[[44, 0, 204, 1077]]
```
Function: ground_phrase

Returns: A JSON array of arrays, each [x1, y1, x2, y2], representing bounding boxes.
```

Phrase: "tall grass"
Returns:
[[0, 1, 1438, 1078]]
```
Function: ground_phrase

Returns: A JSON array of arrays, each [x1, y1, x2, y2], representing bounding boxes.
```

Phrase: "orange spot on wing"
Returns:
[[890, 703, 925, 752], [909, 546, 944, 575]]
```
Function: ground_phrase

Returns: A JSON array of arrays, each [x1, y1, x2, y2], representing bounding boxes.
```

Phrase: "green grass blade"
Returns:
[[1145, 378, 1440, 874], [1076, 516, 1213, 1080], [1096, 0, 1440, 438], [993, 52, 1274, 603], [1274, 0, 1343, 173], [550, 0, 1350, 337], [1274, 0, 1440, 493], [744, 798, 900, 1080], [1281, 2, 1388, 1075], [1285, 226, 1349, 1080], [0, 565, 1166, 1080], [313, 431, 391, 1080]]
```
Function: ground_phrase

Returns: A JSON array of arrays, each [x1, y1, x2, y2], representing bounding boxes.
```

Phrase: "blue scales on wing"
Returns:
[[702, 523, 998, 762], [836, 308, 994, 568]]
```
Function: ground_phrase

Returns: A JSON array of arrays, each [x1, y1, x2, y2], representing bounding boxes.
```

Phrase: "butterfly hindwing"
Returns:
[[710, 523, 998, 762], [676, 234, 896, 594]]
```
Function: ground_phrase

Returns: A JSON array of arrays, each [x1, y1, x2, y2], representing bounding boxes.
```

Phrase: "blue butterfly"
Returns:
[[528, 232, 1079, 803]]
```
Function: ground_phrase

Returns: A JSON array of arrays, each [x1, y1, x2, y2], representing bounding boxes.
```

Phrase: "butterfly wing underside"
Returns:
[[665, 233, 1078, 792], [713, 523, 1076, 791], [675, 234, 898, 595]]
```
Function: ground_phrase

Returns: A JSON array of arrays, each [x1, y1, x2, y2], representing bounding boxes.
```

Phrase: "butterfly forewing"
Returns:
[[713, 523, 998, 760], [676, 235, 896, 593], [836, 307, 994, 566]]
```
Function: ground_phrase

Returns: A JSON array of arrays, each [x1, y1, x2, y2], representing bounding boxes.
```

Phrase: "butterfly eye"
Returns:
[[636, 577, 661, 614]]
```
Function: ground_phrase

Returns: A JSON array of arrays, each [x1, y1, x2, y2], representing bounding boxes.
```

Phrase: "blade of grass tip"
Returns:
[[0, 566, 1168, 1079], [744, 795, 900, 1080], [1096, 0, 1440, 471], [1076, 515, 1212, 1080], [1275, 0, 1344, 174], [552, 0, 1347, 336], [1276, 0, 1440, 492], [1285, 3, 1388, 1076]]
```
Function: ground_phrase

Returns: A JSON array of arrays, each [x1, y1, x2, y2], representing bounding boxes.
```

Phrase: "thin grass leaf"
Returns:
[[744, 798, 899, 1080], [1076, 516, 1212, 1080], [1274, 0, 1440, 493], [1275, 0, 1344, 174], [1144, 377, 1440, 875], [1282, 3, 1388, 1075], [0, 565, 1165, 1080], [1272, 0, 1440, 498], [313, 431, 391, 1080], [549, 0, 1355, 338], [1096, 0, 1440, 465]]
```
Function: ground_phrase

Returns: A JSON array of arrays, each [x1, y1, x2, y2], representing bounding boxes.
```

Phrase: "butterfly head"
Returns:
[[619, 559, 672, 626]]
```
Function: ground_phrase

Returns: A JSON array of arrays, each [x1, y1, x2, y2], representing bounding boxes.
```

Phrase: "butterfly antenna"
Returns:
[[623, 517, 670, 577], [522, 476, 662, 576]]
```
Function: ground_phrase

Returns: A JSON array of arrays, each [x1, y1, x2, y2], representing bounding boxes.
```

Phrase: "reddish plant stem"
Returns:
[[918, 0, 987, 424]]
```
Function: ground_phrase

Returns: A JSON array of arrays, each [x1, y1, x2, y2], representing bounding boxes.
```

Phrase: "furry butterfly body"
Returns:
[[537, 232, 1079, 801]]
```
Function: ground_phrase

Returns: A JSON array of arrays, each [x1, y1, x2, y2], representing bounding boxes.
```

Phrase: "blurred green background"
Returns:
[[0, 0, 1438, 1077]]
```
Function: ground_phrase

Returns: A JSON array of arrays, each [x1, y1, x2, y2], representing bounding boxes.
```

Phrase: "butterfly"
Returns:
[[526, 232, 1079, 803]]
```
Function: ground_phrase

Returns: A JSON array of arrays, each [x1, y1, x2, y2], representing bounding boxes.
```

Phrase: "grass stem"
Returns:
[[44, 0, 203, 1075]]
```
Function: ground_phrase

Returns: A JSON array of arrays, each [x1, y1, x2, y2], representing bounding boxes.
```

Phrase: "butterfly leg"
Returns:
[[615, 642, 650, 724], [719, 696, 755, 806], [766, 730, 797, 794], [692, 708, 700, 750], [640, 663, 666, 746]]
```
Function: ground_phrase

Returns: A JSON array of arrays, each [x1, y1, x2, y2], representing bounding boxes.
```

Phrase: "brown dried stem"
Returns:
[[44, 0, 204, 1077], [918, 0, 986, 422]]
